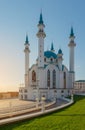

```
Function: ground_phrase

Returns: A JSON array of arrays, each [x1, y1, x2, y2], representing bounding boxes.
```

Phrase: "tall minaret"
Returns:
[[68, 27, 76, 88], [36, 12, 46, 68], [24, 34, 30, 87], [36, 12, 46, 91]]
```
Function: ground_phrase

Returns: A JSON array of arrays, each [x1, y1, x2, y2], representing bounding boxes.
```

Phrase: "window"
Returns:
[[47, 70, 50, 87], [53, 70, 56, 88], [61, 90, 64, 93], [21, 95, 23, 99], [64, 72, 66, 88], [32, 70, 36, 82], [25, 95, 27, 99], [20, 89, 22, 93], [24, 89, 27, 93], [44, 58, 46, 62], [50, 58, 53, 62]]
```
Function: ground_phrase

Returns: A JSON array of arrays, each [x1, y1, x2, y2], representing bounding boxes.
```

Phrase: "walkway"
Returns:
[[0, 98, 73, 125]]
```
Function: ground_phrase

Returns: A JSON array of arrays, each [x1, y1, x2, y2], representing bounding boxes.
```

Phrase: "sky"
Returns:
[[0, 0, 85, 92]]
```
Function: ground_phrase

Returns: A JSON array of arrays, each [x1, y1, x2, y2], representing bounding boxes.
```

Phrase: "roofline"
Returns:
[[75, 80, 85, 83]]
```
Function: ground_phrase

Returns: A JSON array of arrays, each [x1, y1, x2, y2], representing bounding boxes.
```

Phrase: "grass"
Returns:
[[0, 95, 85, 130]]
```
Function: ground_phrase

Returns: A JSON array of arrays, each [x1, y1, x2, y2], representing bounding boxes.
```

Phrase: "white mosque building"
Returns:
[[19, 13, 76, 101]]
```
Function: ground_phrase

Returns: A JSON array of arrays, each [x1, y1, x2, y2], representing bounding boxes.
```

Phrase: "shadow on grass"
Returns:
[[73, 94, 85, 102]]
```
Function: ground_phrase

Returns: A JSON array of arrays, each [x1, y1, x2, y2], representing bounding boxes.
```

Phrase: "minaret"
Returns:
[[24, 34, 30, 87], [68, 27, 76, 88], [57, 49, 63, 71], [51, 42, 55, 52], [36, 12, 46, 68], [36, 12, 46, 92]]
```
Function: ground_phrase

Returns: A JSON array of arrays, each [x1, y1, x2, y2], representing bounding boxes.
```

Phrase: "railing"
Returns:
[[0, 101, 55, 119], [0, 99, 73, 125]]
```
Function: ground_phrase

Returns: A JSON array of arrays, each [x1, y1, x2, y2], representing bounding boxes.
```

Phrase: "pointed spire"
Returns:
[[70, 26, 74, 37], [58, 48, 63, 55], [51, 42, 54, 51], [25, 34, 29, 44], [39, 11, 43, 24]]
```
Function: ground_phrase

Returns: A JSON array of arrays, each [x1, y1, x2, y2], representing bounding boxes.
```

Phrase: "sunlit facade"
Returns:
[[19, 13, 76, 101]]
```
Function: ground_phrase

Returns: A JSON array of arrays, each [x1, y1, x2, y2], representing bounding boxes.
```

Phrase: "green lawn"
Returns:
[[0, 95, 85, 130]]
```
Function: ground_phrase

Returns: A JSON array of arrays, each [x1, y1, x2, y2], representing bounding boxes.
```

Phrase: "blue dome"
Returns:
[[44, 51, 57, 59], [58, 49, 62, 54]]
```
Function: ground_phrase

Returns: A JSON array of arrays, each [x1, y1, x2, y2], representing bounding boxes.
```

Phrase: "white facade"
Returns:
[[19, 13, 76, 101]]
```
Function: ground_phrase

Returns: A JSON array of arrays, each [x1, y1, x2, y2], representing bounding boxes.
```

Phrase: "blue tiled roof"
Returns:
[[25, 34, 29, 44], [39, 13, 43, 24], [58, 49, 62, 54], [44, 51, 57, 59], [70, 26, 74, 37]]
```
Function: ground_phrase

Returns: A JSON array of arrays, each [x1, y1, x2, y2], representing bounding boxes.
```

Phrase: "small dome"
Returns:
[[44, 51, 57, 59], [58, 49, 62, 54]]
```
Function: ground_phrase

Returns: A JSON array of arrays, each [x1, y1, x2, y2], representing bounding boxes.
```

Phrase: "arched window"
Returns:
[[53, 70, 56, 88], [44, 58, 46, 62], [50, 58, 53, 62], [47, 70, 50, 87], [64, 72, 66, 88], [32, 70, 36, 82]]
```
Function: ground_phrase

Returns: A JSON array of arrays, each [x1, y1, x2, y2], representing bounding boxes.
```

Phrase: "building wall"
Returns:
[[74, 81, 85, 93], [0, 92, 19, 99], [19, 63, 71, 100]]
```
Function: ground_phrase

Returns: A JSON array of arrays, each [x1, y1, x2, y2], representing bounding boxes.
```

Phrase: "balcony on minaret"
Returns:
[[24, 34, 30, 53], [36, 12, 46, 38], [68, 27, 76, 47]]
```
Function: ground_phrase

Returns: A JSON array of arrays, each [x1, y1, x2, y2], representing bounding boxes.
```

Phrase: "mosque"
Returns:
[[19, 13, 76, 101]]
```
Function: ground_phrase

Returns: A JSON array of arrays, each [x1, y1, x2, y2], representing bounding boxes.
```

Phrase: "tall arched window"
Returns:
[[53, 70, 56, 88], [47, 70, 50, 87], [64, 72, 66, 88], [32, 70, 36, 82]]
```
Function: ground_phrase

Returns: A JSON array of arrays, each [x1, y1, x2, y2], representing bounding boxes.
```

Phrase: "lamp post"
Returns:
[[54, 90, 57, 102], [41, 96, 46, 112], [36, 97, 39, 108]]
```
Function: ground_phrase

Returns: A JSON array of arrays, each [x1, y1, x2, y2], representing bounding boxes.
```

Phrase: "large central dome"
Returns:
[[44, 51, 57, 59]]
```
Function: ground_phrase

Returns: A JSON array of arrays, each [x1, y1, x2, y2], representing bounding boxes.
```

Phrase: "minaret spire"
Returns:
[[70, 26, 74, 37], [51, 42, 55, 52], [25, 33, 29, 44], [39, 10, 43, 24]]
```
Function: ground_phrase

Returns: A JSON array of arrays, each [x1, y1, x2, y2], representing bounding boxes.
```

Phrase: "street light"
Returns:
[[54, 90, 57, 102], [41, 96, 46, 112], [36, 97, 39, 108]]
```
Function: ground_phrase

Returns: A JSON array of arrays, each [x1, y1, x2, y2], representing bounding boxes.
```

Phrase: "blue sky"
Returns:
[[0, 0, 85, 91]]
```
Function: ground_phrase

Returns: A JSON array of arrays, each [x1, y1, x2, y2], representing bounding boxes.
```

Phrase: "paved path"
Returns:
[[0, 98, 72, 125], [0, 98, 33, 109]]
